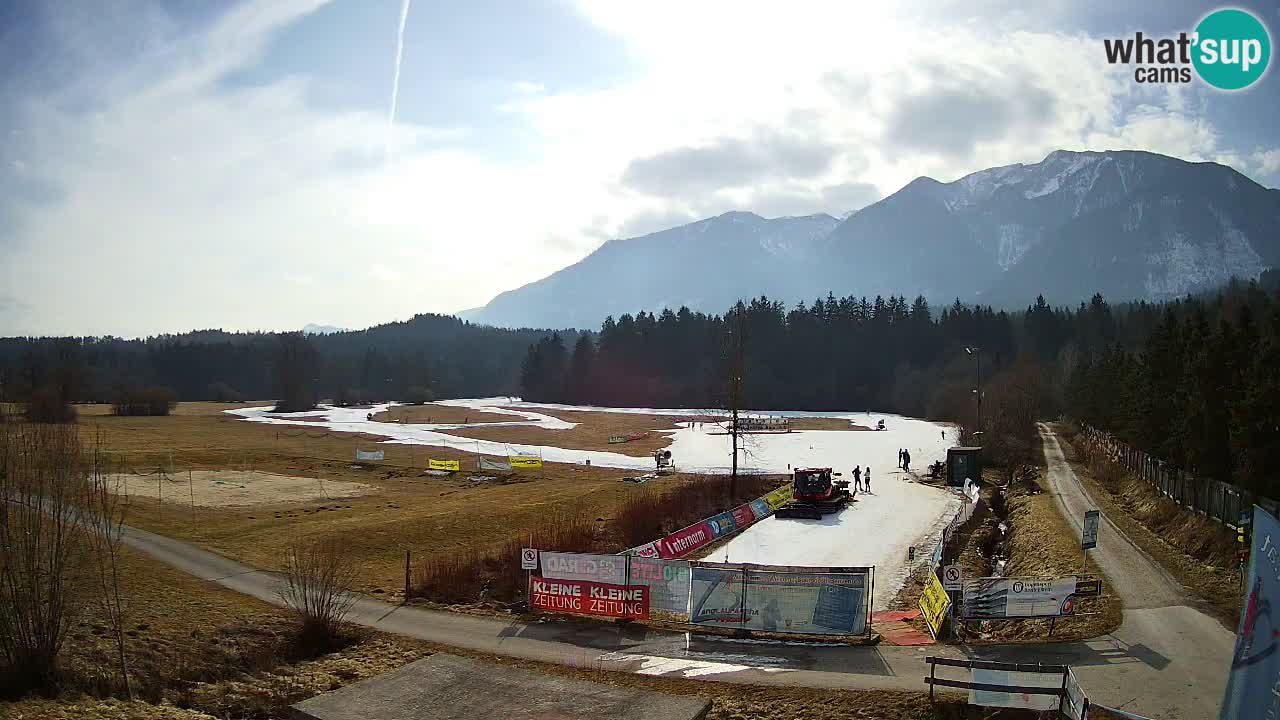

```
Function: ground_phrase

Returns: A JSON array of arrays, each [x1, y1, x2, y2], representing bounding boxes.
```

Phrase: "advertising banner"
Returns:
[[428, 458, 460, 471], [763, 485, 792, 510], [626, 541, 661, 559], [608, 435, 628, 444], [658, 521, 714, 558], [920, 572, 950, 638], [1063, 668, 1088, 720], [1082, 510, 1100, 550], [706, 511, 737, 538], [627, 557, 691, 615], [690, 565, 869, 636], [962, 577, 1078, 619], [969, 669, 1064, 712], [478, 457, 512, 471], [750, 498, 771, 520], [355, 449, 384, 461], [731, 504, 756, 530], [509, 455, 543, 468], [539, 552, 627, 585], [530, 577, 648, 619], [1220, 506, 1280, 720]]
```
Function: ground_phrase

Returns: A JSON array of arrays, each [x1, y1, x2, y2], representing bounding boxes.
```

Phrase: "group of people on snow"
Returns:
[[897, 447, 912, 472], [851, 465, 872, 493]]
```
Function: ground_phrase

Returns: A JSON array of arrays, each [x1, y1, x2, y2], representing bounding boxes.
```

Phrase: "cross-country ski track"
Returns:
[[119, 424, 1232, 716]]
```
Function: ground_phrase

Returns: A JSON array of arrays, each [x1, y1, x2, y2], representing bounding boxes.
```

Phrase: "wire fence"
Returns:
[[1075, 423, 1276, 529]]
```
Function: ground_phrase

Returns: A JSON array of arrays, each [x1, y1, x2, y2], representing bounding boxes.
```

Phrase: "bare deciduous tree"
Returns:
[[0, 410, 89, 694], [84, 440, 132, 698], [279, 538, 357, 651]]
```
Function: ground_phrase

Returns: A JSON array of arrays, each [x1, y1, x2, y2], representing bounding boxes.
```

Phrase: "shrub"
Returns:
[[207, 382, 244, 402], [111, 386, 176, 417], [24, 385, 76, 424], [404, 385, 435, 405], [279, 539, 358, 653]]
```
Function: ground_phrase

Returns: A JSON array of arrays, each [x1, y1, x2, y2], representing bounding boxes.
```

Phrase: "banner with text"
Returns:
[[689, 565, 870, 636], [509, 455, 543, 469], [962, 576, 1078, 619], [355, 449, 384, 461], [920, 572, 951, 638], [428, 458, 460, 471], [478, 457, 512, 471], [530, 577, 648, 619], [539, 552, 627, 585], [1220, 505, 1280, 720], [627, 557, 692, 616], [658, 521, 714, 558], [762, 485, 792, 510], [706, 511, 737, 538]]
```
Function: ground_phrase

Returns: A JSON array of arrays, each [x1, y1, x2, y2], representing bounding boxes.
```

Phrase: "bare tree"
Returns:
[[279, 538, 358, 651], [84, 439, 132, 698], [0, 409, 90, 694]]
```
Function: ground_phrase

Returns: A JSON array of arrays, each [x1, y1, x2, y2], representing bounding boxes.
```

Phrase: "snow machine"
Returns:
[[774, 467, 853, 520]]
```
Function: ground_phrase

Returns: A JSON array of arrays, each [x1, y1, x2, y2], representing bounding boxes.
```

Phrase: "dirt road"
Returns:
[[114, 426, 1237, 717], [1037, 423, 1234, 719]]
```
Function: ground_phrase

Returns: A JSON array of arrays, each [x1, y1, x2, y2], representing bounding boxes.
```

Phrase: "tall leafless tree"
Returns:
[[84, 438, 132, 698]]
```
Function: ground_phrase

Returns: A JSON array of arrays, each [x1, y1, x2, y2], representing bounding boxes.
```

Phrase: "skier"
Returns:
[[865, 467, 872, 493], [853, 465, 862, 492], [903, 449, 911, 473]]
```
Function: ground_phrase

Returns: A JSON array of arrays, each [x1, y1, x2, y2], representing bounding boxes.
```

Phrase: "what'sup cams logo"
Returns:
[[1104, 7, 1271, 90]]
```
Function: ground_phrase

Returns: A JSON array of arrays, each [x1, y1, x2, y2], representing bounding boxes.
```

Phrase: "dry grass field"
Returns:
[[443, 408, 687, 457], [370, 403, 517, 425], [73, 402, 699, 595]]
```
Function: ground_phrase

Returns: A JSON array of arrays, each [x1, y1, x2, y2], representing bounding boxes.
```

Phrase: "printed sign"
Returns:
[[658, 521, 714, 558], [608, 435, 629, 444], [428, 458, 460, 471], [1074, 576, 1102, 597], [627, 541, 661, 559], [478, 457, 512, 471], [1082, 510, 1100, 550], [731, 504, 756, 530], [749, 498, 771, 520], [962, 577, 1078, 619], [1220, 506, 1280, 720], [943, 565, 963, 592], [970, 669, 1064, 712], [530, 577, 648, 619], [539, 552, 626, 585], [706, 511, 737, 538], [763, 485, 792, 510], [509, 455, 543, 469], [920, 572, 951, 639], [355, 449, 384, 461], [690, 566, 869, 635], [520, 548, 538, 571], [627, 557, 691, 615]]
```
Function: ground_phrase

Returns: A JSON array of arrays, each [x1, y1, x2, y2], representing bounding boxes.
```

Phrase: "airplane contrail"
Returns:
[[386, 0, 413, 164]]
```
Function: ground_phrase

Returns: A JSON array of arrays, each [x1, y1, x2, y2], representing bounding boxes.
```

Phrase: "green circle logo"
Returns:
[[1192, 8, 1271, 90]]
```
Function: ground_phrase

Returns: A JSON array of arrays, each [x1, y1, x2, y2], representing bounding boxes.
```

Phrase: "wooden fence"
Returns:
[[1075, 424, 1276, 530]]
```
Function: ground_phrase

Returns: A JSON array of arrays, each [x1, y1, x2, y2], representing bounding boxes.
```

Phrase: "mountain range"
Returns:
[[463, 150, 1280, 329]]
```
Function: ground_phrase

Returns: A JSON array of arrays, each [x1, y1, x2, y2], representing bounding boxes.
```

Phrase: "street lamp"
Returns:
[[964, 347, 981, 437]]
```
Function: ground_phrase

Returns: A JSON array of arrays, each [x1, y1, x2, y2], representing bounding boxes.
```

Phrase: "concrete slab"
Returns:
[[290, 653, 711, 720]]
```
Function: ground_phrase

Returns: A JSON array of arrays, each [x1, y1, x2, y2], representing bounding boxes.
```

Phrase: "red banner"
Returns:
[[731, 503, 756, 530], [658, 520, 714, 559], [530, 577, 649, 619]]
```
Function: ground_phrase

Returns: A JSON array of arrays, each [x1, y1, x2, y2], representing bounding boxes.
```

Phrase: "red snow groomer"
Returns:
[[774, 467, 854, 520]]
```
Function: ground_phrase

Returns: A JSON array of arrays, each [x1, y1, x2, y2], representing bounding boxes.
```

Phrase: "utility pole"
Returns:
[[965, 346, 982, 436], [727, 304, 747, 500]]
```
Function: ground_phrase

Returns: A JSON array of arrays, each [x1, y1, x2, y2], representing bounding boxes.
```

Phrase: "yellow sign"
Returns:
[[429, 459, 460, 471], [509, 455, 543, 469], [920, 572, 951, 639], [763, 485, 792, 510]]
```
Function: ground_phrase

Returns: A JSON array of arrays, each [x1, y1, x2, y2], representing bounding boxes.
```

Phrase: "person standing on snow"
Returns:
[[898, 448, 905, 469], [853, 465, 862, 492], [903, 449, 911, 473], [865, 467, 872, 493]]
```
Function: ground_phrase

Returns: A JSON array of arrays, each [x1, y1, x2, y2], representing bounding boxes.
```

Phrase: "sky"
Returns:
[[1, 0, 1278, 337]]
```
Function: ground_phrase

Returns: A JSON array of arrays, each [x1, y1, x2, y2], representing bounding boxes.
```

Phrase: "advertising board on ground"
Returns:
[[478, 457, 512, 471], [920, 572, 950, 638], [749, 498, 771, 520], [627, 557, 691, 615], [962, 576, 1078, 619], [628, 541, 660, 558], [969, 669, 1064, 712], [762, 485, 792, 510], [689, 565, 869, 636], [539, 552, 627, 585], [1220, 505, 1280, 720], [530, 577, 648, 619], [428, 458, 460, 471], [706, 511, 737, 538], [355, 449, 384, 461], [658, 521, 714, 558], [731, 504, 756, 530]]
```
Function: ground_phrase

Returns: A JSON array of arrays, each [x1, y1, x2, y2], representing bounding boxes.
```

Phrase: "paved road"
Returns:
[[1037, 423, 1234, 719], [118, 426, 1235, 716]]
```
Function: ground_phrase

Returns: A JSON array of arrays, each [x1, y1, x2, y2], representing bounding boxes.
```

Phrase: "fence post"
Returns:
[[404, 549, 411, 602]]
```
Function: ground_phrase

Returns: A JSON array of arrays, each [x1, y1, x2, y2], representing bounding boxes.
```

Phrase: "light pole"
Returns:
[[965, 347, 981, 438]]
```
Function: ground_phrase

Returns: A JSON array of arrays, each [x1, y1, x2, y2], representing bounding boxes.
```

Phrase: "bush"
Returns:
[[24, 385, 76, 424], [279, 539, 358, 653], [614, 474, 779, 548], [404, 385, 435, 405], [111, 386, 176, 417]]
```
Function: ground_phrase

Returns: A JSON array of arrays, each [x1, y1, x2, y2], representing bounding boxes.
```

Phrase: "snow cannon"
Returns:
[[774, 467, 853, 520]]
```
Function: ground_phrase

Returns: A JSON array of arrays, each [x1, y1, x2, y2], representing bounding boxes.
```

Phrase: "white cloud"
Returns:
[[2, 0, 1275, 336]]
